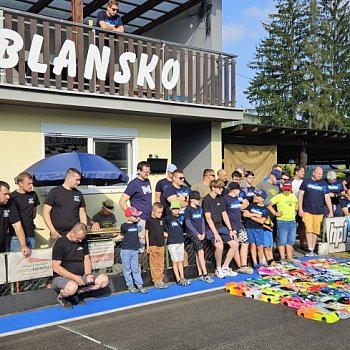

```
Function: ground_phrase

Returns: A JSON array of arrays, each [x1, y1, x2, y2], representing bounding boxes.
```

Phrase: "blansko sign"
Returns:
[[0, 29, 180, 90]]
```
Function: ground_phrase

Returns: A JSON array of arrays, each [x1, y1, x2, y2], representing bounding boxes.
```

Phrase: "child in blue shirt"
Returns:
[[120, 207, 148, 294]]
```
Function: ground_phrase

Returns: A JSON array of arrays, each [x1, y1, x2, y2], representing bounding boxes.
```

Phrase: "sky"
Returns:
[[222, 0, 276, 109]]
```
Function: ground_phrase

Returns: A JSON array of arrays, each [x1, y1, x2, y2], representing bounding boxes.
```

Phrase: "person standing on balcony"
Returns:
[[97, 0, 125, 33]]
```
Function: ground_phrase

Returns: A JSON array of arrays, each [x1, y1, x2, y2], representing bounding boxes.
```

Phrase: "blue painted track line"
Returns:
[[0, 272, 256, 337]]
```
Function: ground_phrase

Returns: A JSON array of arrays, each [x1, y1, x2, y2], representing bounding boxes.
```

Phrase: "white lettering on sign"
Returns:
[[0, 29, 180, 90]]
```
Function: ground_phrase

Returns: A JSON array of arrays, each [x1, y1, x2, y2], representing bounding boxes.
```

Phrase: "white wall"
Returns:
[[144, 0, 222, 52]]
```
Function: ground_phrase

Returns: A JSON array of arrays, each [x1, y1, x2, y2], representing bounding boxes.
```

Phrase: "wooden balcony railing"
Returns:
[[0, 7, 236, 108]]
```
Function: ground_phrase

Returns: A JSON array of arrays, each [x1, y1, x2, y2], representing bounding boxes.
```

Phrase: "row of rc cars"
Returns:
[[225, 258, 350, 323]]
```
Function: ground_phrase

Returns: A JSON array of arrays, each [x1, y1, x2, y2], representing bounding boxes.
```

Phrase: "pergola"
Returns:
[[222, 123, 350, 167], [0, 0, 206, 35]]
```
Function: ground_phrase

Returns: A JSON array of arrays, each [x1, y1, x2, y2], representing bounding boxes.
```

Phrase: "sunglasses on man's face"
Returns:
[[110, 7, 118, 11]]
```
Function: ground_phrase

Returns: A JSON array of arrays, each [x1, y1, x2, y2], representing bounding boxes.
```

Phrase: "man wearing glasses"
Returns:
[[96, 0, 125, 33], [164, 169, 191, 218], [52, 223, 109, 309]]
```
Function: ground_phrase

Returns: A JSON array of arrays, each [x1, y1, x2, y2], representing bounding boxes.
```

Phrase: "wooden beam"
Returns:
[[83, 0, 107, 18], [121, 0, 164, 25], [72, 0, 84, 23], [28, 0, 54, 13], [134, 0, 202, 35]]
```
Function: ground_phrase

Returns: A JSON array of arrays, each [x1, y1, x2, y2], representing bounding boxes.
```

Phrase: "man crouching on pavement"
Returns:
[[52, 222, 109, 309]]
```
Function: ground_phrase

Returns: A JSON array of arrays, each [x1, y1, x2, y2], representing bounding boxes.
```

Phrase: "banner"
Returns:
[[88, 240, 114, 269], [324, 217, 350, 253], [7, 248, 53, 282], [0, 254, 6, 284]]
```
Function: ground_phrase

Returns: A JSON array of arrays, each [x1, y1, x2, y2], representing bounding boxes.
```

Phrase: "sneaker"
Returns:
[[222, 266, 238, 277], [177, 278, 190, 286], [215, 267, 225, 279], [203, 275, 214, 283], [128, 286, 139, 293], [69, 294, 86, 305], [158, 282, 168, 289], [305, 250, 316, 257], [57, 295, 73, 309], [138, 287, 148, 294], [239, 266, 254, 274]]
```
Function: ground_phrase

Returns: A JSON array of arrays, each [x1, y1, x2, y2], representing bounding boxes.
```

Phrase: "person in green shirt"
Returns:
[[268, 182, 298, 262]]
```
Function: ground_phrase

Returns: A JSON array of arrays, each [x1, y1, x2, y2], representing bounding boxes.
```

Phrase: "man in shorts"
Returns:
[[52, 223, 109, 309], [298, 167, 333, 256], [202, 180, 239, 278]]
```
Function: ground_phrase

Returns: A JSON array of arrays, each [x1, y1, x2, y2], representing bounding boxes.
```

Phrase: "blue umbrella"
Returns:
[[25, 152, 129, 186]]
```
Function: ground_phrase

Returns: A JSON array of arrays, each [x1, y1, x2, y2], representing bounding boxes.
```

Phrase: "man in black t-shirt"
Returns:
[[43, 168, 87, 244], [9, 172, 40, 251], [52, 223, 109, 309], [202, 180, 239, 279], [0, 181, 30, 256]]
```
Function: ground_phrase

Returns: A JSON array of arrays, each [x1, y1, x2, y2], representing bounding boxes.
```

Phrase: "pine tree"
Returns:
[[246, 0, 307, 127]]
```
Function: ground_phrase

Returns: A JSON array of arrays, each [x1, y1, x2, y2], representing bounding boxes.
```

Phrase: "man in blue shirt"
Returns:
[[298, 167, 333, 256], [96, 0, 124, 33]]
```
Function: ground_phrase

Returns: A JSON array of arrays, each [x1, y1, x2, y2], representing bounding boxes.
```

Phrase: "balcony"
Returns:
[[0, 7, 237, 115]]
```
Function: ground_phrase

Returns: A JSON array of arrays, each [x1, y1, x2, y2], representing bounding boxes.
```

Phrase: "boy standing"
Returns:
[[164, 200, 190, 286], [243, 190, 269, 268], [145, 202, 168, 288], [120, 207, 148, 294], [268, 181, 298, 262], [184, 191, 214, 283]]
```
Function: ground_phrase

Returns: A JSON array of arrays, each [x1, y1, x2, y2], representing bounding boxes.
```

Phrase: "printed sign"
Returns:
[[88, 240, 114, 269], [0, 254, 6, 284], [7, 248, 53, 282], [324, 217, 350, 253]]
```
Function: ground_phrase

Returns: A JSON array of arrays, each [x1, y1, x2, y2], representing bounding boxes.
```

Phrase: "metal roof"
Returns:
[[0, 0, 203, 35]]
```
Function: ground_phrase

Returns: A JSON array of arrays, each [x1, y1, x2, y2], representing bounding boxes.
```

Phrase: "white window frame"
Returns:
[[41, 123, 138, 195]]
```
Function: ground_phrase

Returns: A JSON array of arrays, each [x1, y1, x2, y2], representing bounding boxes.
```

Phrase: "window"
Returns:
[[42, 123, 138, 193]]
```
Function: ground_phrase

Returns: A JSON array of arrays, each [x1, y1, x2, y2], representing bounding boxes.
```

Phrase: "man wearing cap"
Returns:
[[268, 182, 298, 262], [298, 167, 333, 256], [256, 169, 281, 205], [191, 169, 216, 203], [155, 164, 177, 211], [224, 182, 252, 274], [91, 199, 117, 230]]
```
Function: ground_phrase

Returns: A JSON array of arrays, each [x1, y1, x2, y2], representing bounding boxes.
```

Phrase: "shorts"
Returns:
[[247, 228, 264, 246], [302, 212, 323, 235], [52, 272, 100, 292], [263, 229, 273, 248], [188, 235, 205, 252], [277, 220, 297, 246], [167, 243, 185, 262], [206, 227, 233, 244], [236, 228, 248, 244]]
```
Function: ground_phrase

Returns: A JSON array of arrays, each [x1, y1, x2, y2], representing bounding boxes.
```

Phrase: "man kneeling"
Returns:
[[52, 223, 109, 309]]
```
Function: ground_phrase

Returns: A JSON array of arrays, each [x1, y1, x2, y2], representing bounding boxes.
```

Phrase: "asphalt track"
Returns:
[[1, 286, 350, 350]]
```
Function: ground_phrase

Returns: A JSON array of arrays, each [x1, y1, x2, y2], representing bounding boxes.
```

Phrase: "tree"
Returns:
[[247, 0, 350, 131]]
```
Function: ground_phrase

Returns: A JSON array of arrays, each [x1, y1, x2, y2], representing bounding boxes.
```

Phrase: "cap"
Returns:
[[282, 181, 292, 191], [102, 199, 114, 211], [271, 169, 282, 180], [170, 200, 181, 209], [255, 190, 267, 200], [125, 207, 142, 217], [166, 164, 177, 173], [228, 182, 241, 191], [189, 191, 201, 200]]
